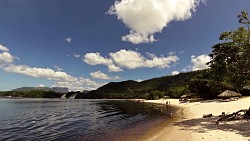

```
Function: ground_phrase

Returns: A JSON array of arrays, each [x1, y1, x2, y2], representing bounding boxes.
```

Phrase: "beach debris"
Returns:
[[217, 109, 249, 122], [203, 113, 213, 118]]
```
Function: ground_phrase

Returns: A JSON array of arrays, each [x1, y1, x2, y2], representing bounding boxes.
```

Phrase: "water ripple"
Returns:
[[0, 99, 170, 141]]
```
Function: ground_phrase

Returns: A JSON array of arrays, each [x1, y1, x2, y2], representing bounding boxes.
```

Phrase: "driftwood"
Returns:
[[203, 113, 213, 118], [217, 109, 248, 121]]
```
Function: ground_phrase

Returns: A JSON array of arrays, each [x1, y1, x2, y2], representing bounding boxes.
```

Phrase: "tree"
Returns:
[[208, 11, 250, 88]]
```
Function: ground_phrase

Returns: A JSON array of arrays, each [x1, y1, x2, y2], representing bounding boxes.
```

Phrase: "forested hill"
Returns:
[[76, 70, 207, 99]]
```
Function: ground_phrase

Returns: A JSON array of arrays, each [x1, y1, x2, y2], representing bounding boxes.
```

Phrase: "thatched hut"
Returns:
[[242, 85, 250, 95], [163, 96, 170, 99], [218, 90, 241, 100], [243, 85, 250, 90], [179, 94, 191, 101]]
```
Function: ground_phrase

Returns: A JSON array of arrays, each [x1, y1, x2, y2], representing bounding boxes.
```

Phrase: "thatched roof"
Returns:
[[163, 96, 170, 99], [243, 85, 250, 90], [180, 94, 191, 98], [218, 90, 241, 98]]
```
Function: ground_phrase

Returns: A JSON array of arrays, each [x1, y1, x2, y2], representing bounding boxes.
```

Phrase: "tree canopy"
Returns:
[[208, 10, 250, 88]]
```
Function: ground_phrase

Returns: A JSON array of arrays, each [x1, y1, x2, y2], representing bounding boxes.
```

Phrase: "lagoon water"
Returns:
[[0, 99, 173, 141]]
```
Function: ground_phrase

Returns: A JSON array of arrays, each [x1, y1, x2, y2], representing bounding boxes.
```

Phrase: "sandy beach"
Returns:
[[144, 97, 250, 141]]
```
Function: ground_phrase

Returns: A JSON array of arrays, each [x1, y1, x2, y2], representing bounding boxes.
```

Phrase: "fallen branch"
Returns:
[[217, 109, 248, 121]]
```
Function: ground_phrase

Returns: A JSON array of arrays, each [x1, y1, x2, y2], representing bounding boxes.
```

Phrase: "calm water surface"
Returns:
[[0, 98, 174, 141]]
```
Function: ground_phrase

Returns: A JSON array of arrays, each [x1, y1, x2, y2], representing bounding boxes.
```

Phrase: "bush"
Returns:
[[189, 78, 233, 99], [166, 86, 189, 98]]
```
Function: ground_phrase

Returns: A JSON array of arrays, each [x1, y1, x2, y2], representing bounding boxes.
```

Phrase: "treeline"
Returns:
[[191, 10, 250, 99], [76, 70, 210, 99], [0, 90, 64, 98]]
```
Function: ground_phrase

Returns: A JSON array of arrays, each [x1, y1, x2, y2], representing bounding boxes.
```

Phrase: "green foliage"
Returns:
[[166, 86, 189, 98], [0, 90, 64, 98], [189, 78, 233, 99], [208, 10, 250, 89], [147, 90, 164, 100], [79, 70, 206, 99]]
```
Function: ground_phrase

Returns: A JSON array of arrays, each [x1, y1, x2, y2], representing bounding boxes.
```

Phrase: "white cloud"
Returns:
[[38, 84, 45, 87], [52, 77, 105, 91], [0, 46, 103, 91], [84, 49, 179, 71], [84, 52, 123, 72], [107, 64, 123, 72], [84, 52, 111, 65], [3, 64, 77, 81], [54, 66, 63, 71], [74, 53, 81, 58], [191, 54, 210, 71], [108, 0, 204, 44], [0, 52, 15, 63], [0, 44, 9, 52], [65, 38, 72, 43], [1, 63, 103, 91], [110, 49, 179, 69], [136, 79, 143, 82], [143, 55, 179, 69], [121, 32, 156, 44], [110, 50, 145, 69], [171, 71, 180, 75], [90, 71, 120, 80]]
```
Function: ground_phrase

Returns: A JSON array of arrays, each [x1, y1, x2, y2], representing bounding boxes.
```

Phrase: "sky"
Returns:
[[0, 0, 249, 91]]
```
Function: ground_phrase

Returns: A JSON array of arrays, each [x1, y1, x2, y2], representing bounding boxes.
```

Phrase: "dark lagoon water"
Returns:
[[0, 98, 175, 141]]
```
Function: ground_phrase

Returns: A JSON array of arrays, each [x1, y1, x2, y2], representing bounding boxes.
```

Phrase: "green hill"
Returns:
[[76, 70, 207, 99]]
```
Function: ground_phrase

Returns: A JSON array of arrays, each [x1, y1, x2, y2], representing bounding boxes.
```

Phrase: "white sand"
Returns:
[[144, 97, 250, 141]]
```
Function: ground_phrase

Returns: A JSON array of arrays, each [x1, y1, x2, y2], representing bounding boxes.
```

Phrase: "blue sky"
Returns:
[[0, 0, 249, 91]]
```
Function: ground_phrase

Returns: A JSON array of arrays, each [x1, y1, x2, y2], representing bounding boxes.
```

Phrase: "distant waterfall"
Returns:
[[61, 94, 66, 99], [69, 94, 76, 99]]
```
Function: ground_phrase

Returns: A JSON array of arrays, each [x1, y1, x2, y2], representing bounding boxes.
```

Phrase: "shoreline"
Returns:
[[143, 97, 250, 141]]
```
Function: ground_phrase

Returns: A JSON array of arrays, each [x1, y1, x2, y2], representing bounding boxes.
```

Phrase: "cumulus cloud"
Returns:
[[171, 71, 180, 75], [3, 64, 77, 81], [84, 49, 179, 71], [0, 45, 103, 91], [191, 54, 210, 71], [84, 52, 123, 72], [108, 0, 204, 44], [65, 38, 72, 43], [84, 52, 112, 65], [121, 32, 156, 44], [74, 53, 81, 58], [0, 44, 9, 52], [90, 71, 120, 80], [0, 63, 103, 91], [110, 50, 145, 69], [107, 64, 123, 72], [0, 52, 15, 63], [110, 49, 179, 69], [52, 77, 104, 91]]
